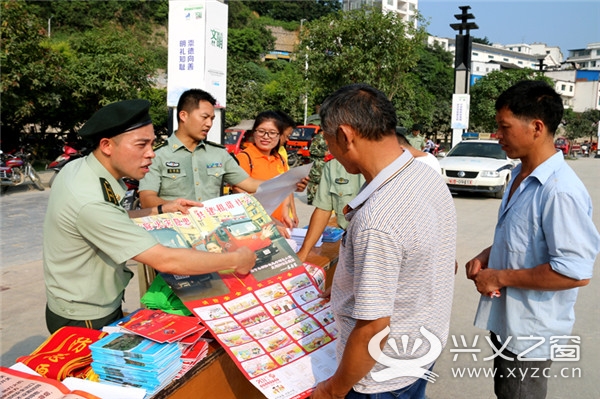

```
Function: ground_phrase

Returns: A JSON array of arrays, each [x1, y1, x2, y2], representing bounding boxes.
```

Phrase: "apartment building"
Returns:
[[342, 0, 418, 27], [566, 42, 600, 70]]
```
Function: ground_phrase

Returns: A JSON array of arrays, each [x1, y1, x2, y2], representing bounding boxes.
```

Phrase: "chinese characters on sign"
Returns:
[[450, 335, 581, 362], [210, 29, 223, 49], [451, 94, 470, 130], [179, 40, 195, 71]]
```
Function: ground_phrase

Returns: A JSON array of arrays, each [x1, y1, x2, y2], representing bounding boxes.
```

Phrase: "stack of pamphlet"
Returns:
[[290, 227, 322, 249], [101, 309, 212, 382], [321, 226, 344, 243], [89, 333, 182, 396], [117, 309, 206, 344]]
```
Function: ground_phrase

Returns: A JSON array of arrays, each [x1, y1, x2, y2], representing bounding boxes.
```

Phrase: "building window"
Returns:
[[569, 86, 573, 92], [561, 84, 566, 91], [387, 0, 393, 5], [518, 47, 522, 52], [518, 61, 523, 65], [476, 66, 480, 71], [488, 55, 494, 59], [473, 52, 479, 56], [592, 61, 597, 67], [503, 58, 509, 61]]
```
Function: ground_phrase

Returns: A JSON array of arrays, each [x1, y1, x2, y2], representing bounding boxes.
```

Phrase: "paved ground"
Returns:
[[1, 160, 598, 398]]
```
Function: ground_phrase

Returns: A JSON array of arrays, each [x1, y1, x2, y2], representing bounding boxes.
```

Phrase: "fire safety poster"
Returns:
[[132, 193, 337, 398]]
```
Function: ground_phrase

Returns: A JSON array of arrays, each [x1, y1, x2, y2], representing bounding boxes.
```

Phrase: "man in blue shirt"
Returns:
[[466, 80, 600, 399]]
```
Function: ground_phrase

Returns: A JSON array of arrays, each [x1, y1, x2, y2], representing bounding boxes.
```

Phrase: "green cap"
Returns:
[[79, 99, 152, 140]]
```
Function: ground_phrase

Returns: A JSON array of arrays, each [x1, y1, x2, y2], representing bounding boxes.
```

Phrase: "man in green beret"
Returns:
[[43, 99, 256, 333]]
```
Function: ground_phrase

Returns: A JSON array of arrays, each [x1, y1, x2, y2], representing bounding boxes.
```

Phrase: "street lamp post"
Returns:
[[300, 19, 308, 125], [48, 15, 53, 38], [449, 5, 478, 148]]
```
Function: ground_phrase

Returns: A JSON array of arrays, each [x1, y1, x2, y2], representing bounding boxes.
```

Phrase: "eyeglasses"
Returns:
[[254, 129, 280, 138]]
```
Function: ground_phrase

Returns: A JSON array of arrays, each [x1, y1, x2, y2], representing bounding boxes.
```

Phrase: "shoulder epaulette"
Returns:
[[205, 140, 226, 149], [100, 177, 120, 206], [152, 140, 168, 151]]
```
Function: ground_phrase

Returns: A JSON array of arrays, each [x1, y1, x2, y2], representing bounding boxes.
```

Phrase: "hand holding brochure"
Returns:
[[254, 162, 312, 214]]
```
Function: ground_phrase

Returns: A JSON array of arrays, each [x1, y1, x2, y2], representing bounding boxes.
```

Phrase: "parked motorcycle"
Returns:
[[47, 144, 85, 187], [581, 142, 590, 157], [0, 149, 45, 193], [122, 177, 140, 211]]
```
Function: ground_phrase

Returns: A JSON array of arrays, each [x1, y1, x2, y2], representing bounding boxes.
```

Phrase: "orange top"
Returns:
[[236, 143, 289, 222]]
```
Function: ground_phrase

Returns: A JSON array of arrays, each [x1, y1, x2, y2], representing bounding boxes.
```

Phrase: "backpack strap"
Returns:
[[240, 151, 253, 172]]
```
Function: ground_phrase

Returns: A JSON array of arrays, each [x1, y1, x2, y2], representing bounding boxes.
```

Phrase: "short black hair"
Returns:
[[275, 110, 297, 129], [495, 80, 563, 134], [177, 89, 216, 123]]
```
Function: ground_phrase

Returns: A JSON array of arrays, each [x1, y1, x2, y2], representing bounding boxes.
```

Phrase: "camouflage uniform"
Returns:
[[306, 132, 328, 205]]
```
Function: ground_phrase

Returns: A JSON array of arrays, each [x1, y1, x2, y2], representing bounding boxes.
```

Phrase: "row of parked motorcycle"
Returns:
[[1, 141, 142, 209]]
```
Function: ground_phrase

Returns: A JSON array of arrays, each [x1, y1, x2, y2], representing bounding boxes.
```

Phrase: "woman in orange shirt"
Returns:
[[235, 111, 298, 227]]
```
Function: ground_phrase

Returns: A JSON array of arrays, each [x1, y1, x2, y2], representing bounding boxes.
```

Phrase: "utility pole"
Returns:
[[301, 19, 308, 126], [449, 5, 478, 148]]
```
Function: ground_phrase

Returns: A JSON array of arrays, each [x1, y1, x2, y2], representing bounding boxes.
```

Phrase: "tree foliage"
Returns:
[[300, 7, 427, 102], [563, 109, 600, 142], [297, 7, 429, 123], [469, 69, 553, 132], [0, 0, 66, 150], [241, 0, 341, 22], [409, 43, 454, 133], [1, 0, 166, 158]]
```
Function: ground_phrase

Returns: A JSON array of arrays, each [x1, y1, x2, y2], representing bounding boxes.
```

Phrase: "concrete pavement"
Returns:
[[1, 160, 599, 398]]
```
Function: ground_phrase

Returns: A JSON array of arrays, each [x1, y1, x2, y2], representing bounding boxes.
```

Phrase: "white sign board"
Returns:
[[451, 94, 470, 130], [167, 0, 228, 107], [167, 0, 207, 106], [204, 0, 228, 107]]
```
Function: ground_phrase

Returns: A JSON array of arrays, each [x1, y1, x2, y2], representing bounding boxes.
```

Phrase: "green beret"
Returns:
[[79, 99, 152, 140]]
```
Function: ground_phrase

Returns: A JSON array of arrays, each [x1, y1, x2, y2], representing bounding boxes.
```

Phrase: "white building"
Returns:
[[566, 42, 600, 70], [544, 70, 577, 109], [342, 0, 418, 27]]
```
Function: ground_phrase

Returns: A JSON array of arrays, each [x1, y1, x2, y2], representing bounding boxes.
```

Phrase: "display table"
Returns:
[[149, 239, 341, 399]]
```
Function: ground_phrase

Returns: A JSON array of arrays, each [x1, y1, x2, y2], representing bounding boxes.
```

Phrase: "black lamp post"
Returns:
[[449, 5, 478, 147]]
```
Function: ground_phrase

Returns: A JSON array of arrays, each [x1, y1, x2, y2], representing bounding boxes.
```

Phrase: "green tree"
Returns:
[[228, 26, 275, 62], [225, 61, 270, 126], [563, 109, 600, 143], [409, 43, 454, 134], [0, 0, 66, 150], [297, 7, 428, 115], [473, 36, 492, 46], [262, 60, 306, 122], [469, 69, 553, 132], [242, 0, 341, 22]]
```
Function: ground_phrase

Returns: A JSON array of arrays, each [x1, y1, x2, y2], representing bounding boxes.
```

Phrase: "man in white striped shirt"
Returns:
[[311, 84, 456, 399]]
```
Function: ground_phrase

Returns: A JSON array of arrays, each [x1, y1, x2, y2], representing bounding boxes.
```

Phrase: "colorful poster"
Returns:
[[133, 194, 337, 398]]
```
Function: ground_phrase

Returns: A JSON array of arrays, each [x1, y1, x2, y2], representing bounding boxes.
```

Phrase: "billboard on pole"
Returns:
[[167, 0, 228, 108], [451, 94, 470, 130], [204, 0, 228, 107]]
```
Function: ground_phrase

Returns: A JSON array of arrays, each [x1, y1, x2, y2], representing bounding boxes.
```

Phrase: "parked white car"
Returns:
[[439, 140, 519, 199]]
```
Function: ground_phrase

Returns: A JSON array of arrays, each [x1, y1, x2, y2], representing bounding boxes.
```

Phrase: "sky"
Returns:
[[418, 0, 600, 57]]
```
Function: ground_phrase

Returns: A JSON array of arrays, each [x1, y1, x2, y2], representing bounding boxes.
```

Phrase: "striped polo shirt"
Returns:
[[331, 150, 456, 393]]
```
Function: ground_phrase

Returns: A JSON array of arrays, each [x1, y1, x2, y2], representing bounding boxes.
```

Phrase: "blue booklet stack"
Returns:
[[321, 226, 344, 243], [89, 332, 182, 396]]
